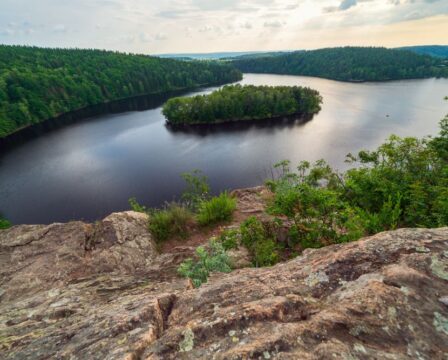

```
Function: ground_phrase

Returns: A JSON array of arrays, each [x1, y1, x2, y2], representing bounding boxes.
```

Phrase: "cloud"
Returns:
[[154, 32, 167, 40], [156, 10, 189, 19], [53, 24, 67, 33], [264, 20, 285, 28], [0, 28, 15, 36], [198, 25, 213, 32], [0, 0, 447, 53]]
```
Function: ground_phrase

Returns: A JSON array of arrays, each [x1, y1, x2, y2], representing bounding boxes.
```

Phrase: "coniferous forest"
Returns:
[[232, 47, 448, 82], [0, 46, 242, 138], [162, 84, 322, 125]]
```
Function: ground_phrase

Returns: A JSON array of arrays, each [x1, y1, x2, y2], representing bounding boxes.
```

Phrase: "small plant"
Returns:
[[181, 170, 210, 211], [128, 197, 147, 213], [253, 238, 279, 267], [148, 203, 193, 243], [219, 228, 240, 250], [240, 216, 279, 267], [197, 192, 236, 226], [177, 240, 232, 287], [0, 216, 11, 229]]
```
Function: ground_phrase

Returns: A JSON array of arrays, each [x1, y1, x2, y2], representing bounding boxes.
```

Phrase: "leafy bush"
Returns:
[[177, 240, 232, 287], [148, 204, 193, 243], [219, 228, 240, 250], [253, 238, 279, 267], [240, 216, 279, 267], [181, 170, 210, 211], [197, 192, 236, 226], [0, 216, 11, 229], [267, 117, 448, 251]]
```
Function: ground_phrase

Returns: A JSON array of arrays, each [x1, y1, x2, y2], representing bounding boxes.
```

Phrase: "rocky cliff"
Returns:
[[0, 211, 447, 359]]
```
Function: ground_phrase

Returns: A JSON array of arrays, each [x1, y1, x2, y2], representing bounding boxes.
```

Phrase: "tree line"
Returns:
[[232, 47, 448, 82], [162, 84, 322, 125], [0, 45, 242, 138]]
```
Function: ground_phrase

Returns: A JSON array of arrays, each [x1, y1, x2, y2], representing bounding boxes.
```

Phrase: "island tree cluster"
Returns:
[[0, 45, 242, 138], [232, 47, 448, 82], [162, 84, 322, 125]]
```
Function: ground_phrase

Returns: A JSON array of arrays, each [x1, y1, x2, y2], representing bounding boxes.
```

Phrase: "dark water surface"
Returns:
[[1, 74, 447, 224]]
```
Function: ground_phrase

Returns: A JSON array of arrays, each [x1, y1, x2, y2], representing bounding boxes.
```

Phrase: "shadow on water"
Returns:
[[0, 88, 197, 152], [165, 113, 315, 137]]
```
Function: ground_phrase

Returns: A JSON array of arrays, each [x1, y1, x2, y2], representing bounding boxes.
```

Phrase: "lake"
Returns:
[[1, 73, 447, 224]]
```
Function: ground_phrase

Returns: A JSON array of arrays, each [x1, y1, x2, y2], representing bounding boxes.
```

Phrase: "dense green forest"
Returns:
[[232, 47, 448, 82], [162, 84, 322, 125], [0, 46, 242, 138], [397, 45, 448, 59]]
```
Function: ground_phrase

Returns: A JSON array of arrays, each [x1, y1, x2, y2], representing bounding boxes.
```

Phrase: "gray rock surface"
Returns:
[[0, 212, 447, 359]]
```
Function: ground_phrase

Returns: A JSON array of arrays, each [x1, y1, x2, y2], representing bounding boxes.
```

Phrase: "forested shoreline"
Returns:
[[162, 84, 322, 125], [232, 47, 448, 82], [0, 46, 242, 138]]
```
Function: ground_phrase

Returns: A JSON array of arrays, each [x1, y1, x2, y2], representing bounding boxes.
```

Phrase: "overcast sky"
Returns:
[[0, 0, 447, 54]]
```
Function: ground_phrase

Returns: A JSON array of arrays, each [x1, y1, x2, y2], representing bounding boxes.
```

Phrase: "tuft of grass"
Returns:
[[148, 203, 193, 243], [197, 192, 237, 226], [128, 197, 147, 213], [0, 216, 11, 229]]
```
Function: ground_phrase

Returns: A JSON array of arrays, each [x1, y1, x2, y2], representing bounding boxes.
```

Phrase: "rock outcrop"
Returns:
[[0, 211, 447, 359]]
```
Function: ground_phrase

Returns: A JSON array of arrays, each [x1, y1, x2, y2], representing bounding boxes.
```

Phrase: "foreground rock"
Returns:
[[0, 213, 447, 359]]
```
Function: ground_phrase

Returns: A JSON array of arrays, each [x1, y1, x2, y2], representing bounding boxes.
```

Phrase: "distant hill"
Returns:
[[396, 45, 448, 59], [232, 46, 448, 82], [0, 46, 242, 138], [157, 51, 292, 60]]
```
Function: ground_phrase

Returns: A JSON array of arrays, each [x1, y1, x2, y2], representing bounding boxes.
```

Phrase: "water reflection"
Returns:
[[0, 74, 447, 224], [165, 114, 314, 137]]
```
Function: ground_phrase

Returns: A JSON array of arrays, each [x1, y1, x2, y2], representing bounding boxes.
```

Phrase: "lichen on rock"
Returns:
[[1, 217, 447, 359]]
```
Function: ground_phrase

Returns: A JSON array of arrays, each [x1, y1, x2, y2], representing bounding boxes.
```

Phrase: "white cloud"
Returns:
[[0, 0, 446, 52], [155, 32, 167, 40], [53, 24, 67, 33], [264, 20, 285, 28]]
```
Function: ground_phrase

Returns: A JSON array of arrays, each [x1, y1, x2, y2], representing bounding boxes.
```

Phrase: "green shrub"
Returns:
[[0, 216, 11, 230], [181, 170, 210, 211], [197, 192, 236, 226], [253, 238, 279, 267], [148, 204, 193, 242], [219, 228, 240, 250], [265, 117, 448, 250], [240, 216, 279, 267], [128, 197, 147, 213], [177, 240, 232, 287]]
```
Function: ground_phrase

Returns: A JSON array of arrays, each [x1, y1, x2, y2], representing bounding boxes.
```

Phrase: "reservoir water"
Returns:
[[1, 73, 447, 224]]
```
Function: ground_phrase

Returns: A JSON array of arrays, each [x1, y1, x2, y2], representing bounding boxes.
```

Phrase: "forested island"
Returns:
[[0, 46, 242, 138], [232, 47, 448, 82], [162, 84, 322, 125]]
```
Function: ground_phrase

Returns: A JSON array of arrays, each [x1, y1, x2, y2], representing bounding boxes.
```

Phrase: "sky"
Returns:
[[0, 0, 447, 54]]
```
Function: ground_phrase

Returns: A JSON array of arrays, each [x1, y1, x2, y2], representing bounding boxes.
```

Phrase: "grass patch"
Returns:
[[0, 216, 11, 229], [148, 204, 193, 243], [197, 192, 237, 226]]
